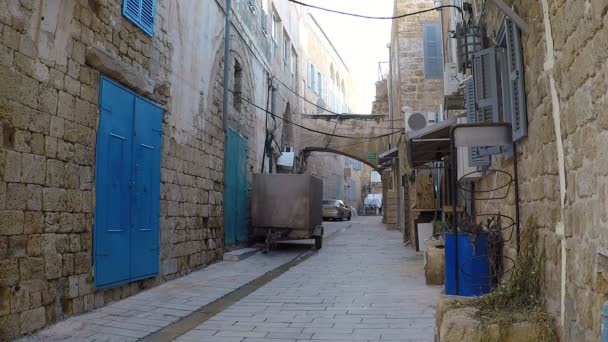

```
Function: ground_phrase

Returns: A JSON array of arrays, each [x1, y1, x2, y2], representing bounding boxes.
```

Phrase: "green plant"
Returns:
[[472, 219, 557, 341]]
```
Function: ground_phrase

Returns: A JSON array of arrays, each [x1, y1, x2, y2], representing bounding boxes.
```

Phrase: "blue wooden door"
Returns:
[[224, 128, 248, 245], [95, 78, 135, 287], [130, 97, 162, 280], [95, 77, 162, 288]]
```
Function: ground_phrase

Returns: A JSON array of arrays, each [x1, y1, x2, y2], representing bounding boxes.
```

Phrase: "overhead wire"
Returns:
[[228, 89, 403, 140], [287, 0, 463, 20]]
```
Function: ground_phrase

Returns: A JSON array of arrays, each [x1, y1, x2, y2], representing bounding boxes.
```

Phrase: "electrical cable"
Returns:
[[288, 0, 463, 20], [229, 89, 403, 140]]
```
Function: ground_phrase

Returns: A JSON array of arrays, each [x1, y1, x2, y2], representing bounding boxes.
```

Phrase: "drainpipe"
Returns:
[[221, 0, 232, 246], [222, 0, 232, 134]]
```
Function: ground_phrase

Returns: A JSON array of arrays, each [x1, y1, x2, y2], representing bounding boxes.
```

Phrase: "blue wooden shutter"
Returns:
[[122, 0, 156, 36], [472, 47, 500, 156], [130, 96, 162, 280], [505, 18, 527, 141], [422, 22, 443, 78], [95, 78, 135, 288], [465, 78, 490, 167]]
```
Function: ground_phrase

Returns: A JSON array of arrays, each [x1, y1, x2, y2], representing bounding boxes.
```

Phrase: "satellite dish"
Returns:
[[408, 113, 427, 131]]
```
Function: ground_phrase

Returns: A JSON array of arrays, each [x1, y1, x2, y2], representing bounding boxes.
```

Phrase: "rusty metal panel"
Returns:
[[252, 174, 323, 231]]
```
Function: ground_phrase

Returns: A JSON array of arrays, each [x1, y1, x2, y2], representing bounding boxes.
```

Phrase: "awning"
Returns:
[[378, 147, 398, 164], [408, 116, 458, 167]]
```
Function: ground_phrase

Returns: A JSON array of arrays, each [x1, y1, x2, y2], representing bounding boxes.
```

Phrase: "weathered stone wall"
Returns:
[[0, 0, 233, 338], [389, 0, 444, 236], [467, 0, 608, 340]]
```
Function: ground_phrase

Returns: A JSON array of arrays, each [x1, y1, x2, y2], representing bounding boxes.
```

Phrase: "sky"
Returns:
[[304, 0, 394, 114]]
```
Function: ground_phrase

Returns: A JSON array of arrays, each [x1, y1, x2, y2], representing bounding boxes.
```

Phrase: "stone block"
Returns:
[[0, 210, 24, 235], [0, 286, 9, 316], [0, 236, 6, 259], [49, 116, 64, 138], [19, 75, 38, 108], [79, 166, 92, 190], [10, 284, 30, 313], [19, 257, 44, 280], [45, 136, 58, 158], [59, 213, 73, 233], [57, 140, 74, 161], [19, 307, 45, 334], [63, 275, 78, 299], [21, 153, 46, 184], [29, 110, 51, 136], [64, 163, 79, 189], [62, 253, 74, 277], [65, 189, 82, 212], [42, 187, 67, 211], [0, 182, 5, 210], [7, 235, 27, 258], [24, 211, 44, 234], [64, 75, 80, 96], [38, 85, 58, 115], [45, 159, 65, 187], [13, 129, 31, 153], [6, 183, 26, 210], [4, 150, 21, 182], [49, 69, 64, 90], [74, 251, 90, 274], [26, 234, 42, 257], [0, 314, 19, 341], [0, 259, 19, 287], [30, 133, 44, 155], [45, 253, 62, 279], [57, 91, 75, 121], [27, 184, 43, 210]]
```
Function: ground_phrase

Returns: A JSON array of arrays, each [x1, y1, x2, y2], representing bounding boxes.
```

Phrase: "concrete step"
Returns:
[[223, 247, 258, 262]]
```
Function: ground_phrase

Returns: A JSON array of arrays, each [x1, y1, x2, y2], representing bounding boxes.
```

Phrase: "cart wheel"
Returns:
[[314, 236, 323, 249]]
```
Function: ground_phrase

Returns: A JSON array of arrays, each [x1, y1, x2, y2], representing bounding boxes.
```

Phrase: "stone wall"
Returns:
[[462, 0, 608, 340], [389, 0, 444, 236], [0, 1, 232, 338]]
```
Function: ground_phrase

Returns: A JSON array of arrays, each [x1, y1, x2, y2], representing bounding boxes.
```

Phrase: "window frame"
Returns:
[[122, 0, 156, 36], [421, 21, 443, 78]]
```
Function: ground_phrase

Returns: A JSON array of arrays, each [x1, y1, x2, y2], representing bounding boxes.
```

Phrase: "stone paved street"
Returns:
[[173, 216, 441, 342], [17, 217, 440, 341]]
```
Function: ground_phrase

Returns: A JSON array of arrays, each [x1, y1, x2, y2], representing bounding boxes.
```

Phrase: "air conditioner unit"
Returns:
[[403, 109, 436, 134], [456, 117, 481, 180], [444, 63, 461, 96], [277, 146, 295, 169]]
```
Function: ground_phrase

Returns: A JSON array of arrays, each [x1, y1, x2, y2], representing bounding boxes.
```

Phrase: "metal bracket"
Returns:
[[489, 0, 529, 32]]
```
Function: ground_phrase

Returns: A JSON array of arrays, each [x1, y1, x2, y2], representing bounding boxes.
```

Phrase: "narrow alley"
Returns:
[[18, 217, 440, 342]]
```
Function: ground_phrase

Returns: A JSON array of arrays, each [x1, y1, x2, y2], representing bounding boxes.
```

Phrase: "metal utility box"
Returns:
[[252, 174, 324, 251]]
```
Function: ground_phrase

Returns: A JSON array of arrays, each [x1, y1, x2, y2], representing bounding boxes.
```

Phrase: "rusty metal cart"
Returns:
[[252, 174, 324, 253]]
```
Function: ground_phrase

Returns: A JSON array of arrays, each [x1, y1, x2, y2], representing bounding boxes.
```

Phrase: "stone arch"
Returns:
[[206, 33, 256, 139], [302, 147, 379, 171]]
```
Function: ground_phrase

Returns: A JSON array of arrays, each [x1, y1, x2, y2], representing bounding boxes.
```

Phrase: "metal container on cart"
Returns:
[[252, 174, 324, 252]]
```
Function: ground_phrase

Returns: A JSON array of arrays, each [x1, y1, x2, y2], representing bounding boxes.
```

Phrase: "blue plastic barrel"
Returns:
[[444, 232, 492, 296], [601, 301, 608, 342]]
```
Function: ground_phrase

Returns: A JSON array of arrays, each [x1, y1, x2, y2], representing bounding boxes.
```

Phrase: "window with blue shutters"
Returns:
[[422, 22, 443, 78], [123, 0, 156, 36]]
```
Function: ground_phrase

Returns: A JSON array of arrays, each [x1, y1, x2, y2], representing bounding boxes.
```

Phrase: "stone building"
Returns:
[[391, 0, 608, 339], [385, 0, 444, 233], [0, 0, 358, 338]]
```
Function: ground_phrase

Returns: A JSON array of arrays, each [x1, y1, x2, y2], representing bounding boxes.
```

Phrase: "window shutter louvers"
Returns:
[[505, 18, 528, 141], [472, 47, 500, 156], [122, 0, 155, 36], [465, 78, 490, 167], [422, 22, 443, 77]]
